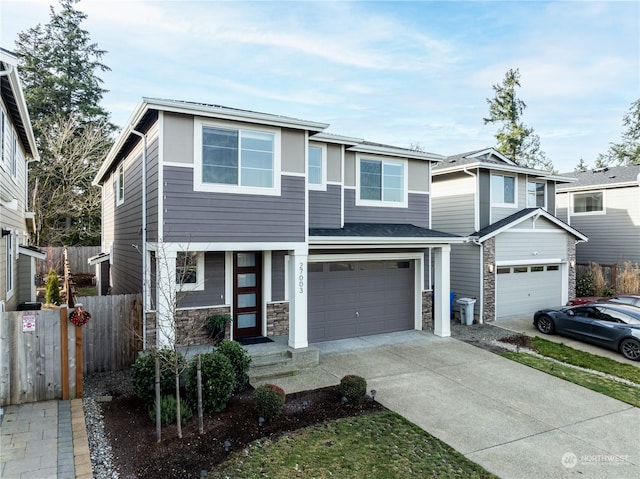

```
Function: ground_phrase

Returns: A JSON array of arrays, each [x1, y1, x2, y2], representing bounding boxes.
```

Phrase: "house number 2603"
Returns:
[[298, 262, 304, 293]]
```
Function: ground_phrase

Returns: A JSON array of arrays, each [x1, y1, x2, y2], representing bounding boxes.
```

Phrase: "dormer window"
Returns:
[[491, 174, 516, 206]]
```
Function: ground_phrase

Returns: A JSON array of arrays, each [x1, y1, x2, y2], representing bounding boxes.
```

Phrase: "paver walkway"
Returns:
[[0, 399, 92, 479]]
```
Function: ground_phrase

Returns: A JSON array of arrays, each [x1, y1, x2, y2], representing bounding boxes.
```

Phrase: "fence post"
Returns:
[[60, 306, 69, 400], [75, 324, 83, 398]]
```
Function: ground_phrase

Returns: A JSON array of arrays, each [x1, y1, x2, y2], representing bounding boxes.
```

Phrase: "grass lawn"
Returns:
[[531, 337, 640, 384], [211, 411, 497, 479], [503, 338, 640, 407]]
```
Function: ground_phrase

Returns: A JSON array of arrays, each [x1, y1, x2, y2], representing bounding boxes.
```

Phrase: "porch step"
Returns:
[[248, 345, 320, 384]]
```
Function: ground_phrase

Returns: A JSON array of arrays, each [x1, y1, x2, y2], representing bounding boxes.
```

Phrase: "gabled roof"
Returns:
[[556, 165, 640, 192], [433, 147, 574, 182], [309, 223, 466, 247], [471, 208, 588, 243], [0, 49, 38, 160]]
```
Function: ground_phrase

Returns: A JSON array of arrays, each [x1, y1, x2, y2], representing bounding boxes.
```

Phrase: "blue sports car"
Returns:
[[533, 303, 640, 361]]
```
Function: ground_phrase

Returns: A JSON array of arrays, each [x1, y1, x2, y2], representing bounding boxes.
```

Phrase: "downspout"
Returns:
[[130, 128, 148, 350]]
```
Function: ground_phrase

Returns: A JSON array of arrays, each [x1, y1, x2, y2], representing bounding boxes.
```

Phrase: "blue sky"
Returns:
[[2, 0, 638, 172]]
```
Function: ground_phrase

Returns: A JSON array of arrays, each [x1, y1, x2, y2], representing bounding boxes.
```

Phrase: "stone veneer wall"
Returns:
[[482, 237, 496, 322], [568, 238, 577, 300], [422, 290, 433, 331], [175, 306, 231, 345], [267, 301, 289, 337]]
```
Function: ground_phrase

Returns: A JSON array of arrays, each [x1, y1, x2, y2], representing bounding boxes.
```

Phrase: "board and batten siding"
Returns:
[[495, 231, 568, 263], [162, 167, 306, 243], [568, 187, 640, 264], [179, 252, 225, 308], [343, 190, 430, 228], [309, 184, 341, 229], [431, 173, 476, 235]]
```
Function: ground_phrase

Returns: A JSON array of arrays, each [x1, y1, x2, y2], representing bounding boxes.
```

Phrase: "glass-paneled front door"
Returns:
[[233, 252, 262, 338]]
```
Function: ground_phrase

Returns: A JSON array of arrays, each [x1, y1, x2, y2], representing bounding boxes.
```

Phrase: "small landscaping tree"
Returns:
[[131, 348, 184, 407], [45, 268, 61, 304], [186, 351, 235, 413]]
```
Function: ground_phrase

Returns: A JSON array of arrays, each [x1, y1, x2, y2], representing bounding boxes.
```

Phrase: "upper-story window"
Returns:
[[116, 163, 124, 205], [176, 251, 204, 291], [526, 181, 545, 208], [194, 120, 281, 196], [572, 191, 604, 214], [357, 156, 407, 207], [308, 143, 326, 190], [491, 174, 516, 206]]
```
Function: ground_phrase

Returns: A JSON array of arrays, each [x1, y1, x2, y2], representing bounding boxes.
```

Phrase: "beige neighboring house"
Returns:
[[0, 49, 43, 312], [556, 165, 640, 265]]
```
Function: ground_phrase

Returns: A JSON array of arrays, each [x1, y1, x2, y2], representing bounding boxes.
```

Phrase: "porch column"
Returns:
[[288, 249, 308, 349], [433, 244, 451, 338], [155, 250, 176, 347]]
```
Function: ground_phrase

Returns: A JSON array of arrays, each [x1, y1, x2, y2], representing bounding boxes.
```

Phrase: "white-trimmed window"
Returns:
[[357, 156, 407, 207], [572, 191, 604, 214], [491, 174, 516, 206], [526, 180, 545, 208], [194, 120, 281, 196], [308, 143, 326, 190], [176, 251, 204, 291], [5, 231, 14, 296], [116, 163, 124, 205]]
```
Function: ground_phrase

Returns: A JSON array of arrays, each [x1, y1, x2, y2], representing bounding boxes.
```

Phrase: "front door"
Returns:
[[233, 252, 262, 339]]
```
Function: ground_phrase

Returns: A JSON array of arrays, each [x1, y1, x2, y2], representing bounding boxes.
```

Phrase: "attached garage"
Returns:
[[495, 264, 563, 319], [307, 259, 415, 342]]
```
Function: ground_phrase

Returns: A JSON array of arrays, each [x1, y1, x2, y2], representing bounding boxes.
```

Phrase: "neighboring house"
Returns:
[[431, 148, 587, 321], [93, 98, 465, 349], [0, 49, 43, 312], [556, 165, 640, 265]]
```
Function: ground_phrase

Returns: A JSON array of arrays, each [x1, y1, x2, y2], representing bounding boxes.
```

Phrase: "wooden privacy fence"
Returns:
[[36, 246, 101, 277], [0, 294, 142, 406]]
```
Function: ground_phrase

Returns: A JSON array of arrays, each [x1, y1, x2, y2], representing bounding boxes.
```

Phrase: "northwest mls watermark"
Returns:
[[561, 452, 630, 468]]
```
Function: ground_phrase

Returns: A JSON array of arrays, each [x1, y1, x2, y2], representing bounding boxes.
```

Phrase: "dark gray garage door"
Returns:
[[308, 260, 414, 342]]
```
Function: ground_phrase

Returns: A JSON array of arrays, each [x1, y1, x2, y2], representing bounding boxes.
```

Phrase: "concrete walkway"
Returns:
[[264, 331, 640, 479], [0, 399, 92, 479]]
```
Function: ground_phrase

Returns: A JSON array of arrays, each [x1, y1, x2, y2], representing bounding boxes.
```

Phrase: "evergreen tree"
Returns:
[[597, 99, 640, 166], [14, 0, 115, 245], [484, 68, 554, 171], [575, 158, 589, 172]]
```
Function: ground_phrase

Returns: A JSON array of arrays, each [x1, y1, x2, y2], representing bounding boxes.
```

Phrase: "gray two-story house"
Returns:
[[432, 148, 587, 322], [1, 49, 43, 312], [556, 165, 640, 265], [93, 98, 465, 349]]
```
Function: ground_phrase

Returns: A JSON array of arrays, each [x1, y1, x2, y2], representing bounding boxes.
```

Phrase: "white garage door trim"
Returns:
[[495, 263, 566, 319]]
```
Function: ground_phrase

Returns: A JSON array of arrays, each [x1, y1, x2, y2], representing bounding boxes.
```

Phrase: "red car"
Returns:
[[567, 294, 640, 307]]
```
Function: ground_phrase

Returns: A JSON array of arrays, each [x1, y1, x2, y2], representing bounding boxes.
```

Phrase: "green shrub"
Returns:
[[186, 351, 235, 413], [131, 349, 184, 406], [216, 340, 252, 392], [340, 375, 367, 405], [254, 384, 285, 421], [576, 273, 594, 297], [45, 269, 61, 305], [149, 395, 192, 426]]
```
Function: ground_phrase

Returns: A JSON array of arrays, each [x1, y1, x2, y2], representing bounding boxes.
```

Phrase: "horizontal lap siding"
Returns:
[[449, 242, 481, 299], [111, 148, 144, 295], [180, 252, 225, 308], [163, 168, 305, 242], [309, 185, 341, 229], [496, 231, 567, 262], [431, 174, 476, 235], [571, 187, 640, 264], [343, 190, 429, 228]]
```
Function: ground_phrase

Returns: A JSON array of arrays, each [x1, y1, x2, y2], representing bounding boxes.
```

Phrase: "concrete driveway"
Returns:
[[495, 315, 640, 366], [265, 331, 640, 479]]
